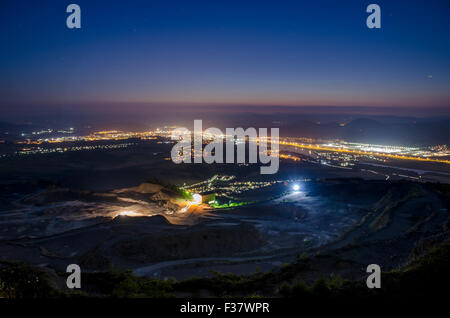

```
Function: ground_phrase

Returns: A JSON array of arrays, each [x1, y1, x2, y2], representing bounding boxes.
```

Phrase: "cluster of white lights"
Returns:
[[191, 193, 202, 205]]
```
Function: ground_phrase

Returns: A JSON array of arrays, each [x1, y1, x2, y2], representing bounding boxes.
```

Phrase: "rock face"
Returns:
[[21, 188, 119, 205], [0, 179, 448, 280], [319, 181, 449, 272], [114, 183, 181, 212], [369, 184, 426, 231], [112, 223, 265, 263], [115, 183, 163, 194], [150, 190, 172, 201]]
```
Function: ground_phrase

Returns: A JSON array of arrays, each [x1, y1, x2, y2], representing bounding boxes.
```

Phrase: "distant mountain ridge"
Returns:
[[1, 115, 449, 146]]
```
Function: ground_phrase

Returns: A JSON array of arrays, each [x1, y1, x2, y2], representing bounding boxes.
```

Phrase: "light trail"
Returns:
[[13, 127, 450, 165], [278, 141, 450, 165]]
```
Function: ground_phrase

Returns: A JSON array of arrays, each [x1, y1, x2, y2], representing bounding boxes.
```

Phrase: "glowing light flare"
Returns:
[[115, 210, 143, 217], [292, 184, 300, 192], [192, 193, 202, 205], [180, 206, 188, 213]]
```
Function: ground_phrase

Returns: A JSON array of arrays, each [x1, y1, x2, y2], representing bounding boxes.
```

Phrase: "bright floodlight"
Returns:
[[192, 193, 202, 205], [292, 184, 300, 191], [116, 210, 142, 217]]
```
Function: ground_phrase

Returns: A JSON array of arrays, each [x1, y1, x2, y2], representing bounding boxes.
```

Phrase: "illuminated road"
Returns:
[[15, 127, 450, 165], [133, 254, 285, 277], [278, 141, 450, 165]]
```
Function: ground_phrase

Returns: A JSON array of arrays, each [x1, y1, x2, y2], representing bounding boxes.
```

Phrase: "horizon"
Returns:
[[2, 104, 450, 125]]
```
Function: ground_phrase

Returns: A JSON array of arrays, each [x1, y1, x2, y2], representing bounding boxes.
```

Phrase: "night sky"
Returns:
[[1, 0, 450, 117]]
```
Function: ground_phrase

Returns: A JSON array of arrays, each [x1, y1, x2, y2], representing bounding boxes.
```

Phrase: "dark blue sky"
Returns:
[[1, 0, 449, 115]]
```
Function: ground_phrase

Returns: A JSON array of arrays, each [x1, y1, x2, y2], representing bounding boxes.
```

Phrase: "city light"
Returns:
[[8, 126, 450, 166]]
